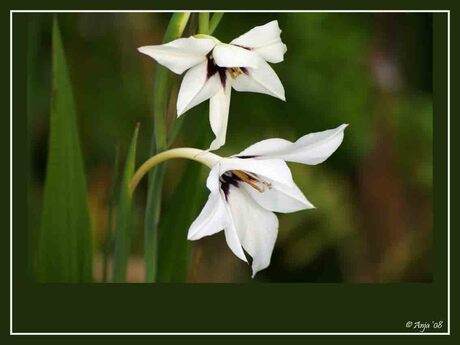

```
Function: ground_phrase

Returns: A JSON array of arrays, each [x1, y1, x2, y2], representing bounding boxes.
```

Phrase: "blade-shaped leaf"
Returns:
[[112, 125, 139, 283], [36, 18, 92, 282], [209, 13, 224, 35], [157, 118, 211, 282], [102, 146, 120, 283], [157, 161, 207, 282]]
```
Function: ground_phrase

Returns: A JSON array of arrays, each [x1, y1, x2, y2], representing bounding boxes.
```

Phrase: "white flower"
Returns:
[[138, 20, 287, 151], [187, 124, 348, 277]]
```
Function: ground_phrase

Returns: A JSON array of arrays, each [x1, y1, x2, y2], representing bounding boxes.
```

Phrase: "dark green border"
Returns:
[[6, 8, 454, 337], [0, 0, 457, 11]]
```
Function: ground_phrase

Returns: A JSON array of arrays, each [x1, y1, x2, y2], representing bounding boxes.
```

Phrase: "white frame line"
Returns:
[[9, 9, 451, 336]]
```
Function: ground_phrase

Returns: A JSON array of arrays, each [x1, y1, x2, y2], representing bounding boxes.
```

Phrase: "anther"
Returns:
[[231, 170, 271, 193]]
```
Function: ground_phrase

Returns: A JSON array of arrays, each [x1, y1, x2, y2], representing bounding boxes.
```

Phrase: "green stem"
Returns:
[[209, 13, 224, 35], [198, 12, 210, 35], [102, 146, 120, 282], [130, 148, 220, 194], [144, 12, 191, 283]]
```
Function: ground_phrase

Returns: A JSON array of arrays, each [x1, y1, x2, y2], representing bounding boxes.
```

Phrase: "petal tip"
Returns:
[[209, 138, 225, 151], [137, 46, 148, 54], [301, 200, 315, 210], [176, 107, 186, 117], [266, 19, 281, 31]]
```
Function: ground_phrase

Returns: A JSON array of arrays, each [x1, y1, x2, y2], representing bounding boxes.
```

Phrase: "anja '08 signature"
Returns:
[[405, 320, 444, 332]]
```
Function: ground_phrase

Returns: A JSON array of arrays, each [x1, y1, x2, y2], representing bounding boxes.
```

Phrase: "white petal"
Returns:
[[198, 168, 246, 261], [176, 60, 220, 116], [216, 158, 313, 213], [138, 37, 215, 75], [230, 20, 287, 63], [187, 192, 229, 240], [208, 79, 232, 151], [237, 138, 292, 157], [237, 124, 348, 165], [226, 185, 278, 277], [212, 43, 260, 68], [242, 179, 314, 213], [252, 42, 287, 64], [206, 164, 222, 193], [216, 157, 295, 187], [223, 210, 248, 263], [231, 58, 285, 101]]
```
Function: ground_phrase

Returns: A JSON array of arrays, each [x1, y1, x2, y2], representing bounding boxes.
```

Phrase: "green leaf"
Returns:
[[143, 165, 165, 282], [112, 125, 139, 283], [102, 146, 120, 283], [157, 162, 207, 282], [157, 117, 211, 282], [36, 18, 92, 282], [209, 13, 224, 35]]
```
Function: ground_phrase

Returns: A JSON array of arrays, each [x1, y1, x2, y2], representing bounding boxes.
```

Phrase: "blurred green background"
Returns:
[[27, 12, 433, 282]]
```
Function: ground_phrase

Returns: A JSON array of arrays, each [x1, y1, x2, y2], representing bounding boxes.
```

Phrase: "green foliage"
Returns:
[[157, 161, 206, 282], [102, 147, 120, 282], [112, 125, 139, 282], [144, 165, 165, 281], [209, 13, 224, 35], [36, 18, 92, 282], [144, 13, 191, 282], [157, 118, 210, 282], [198, 12, 210, 34]]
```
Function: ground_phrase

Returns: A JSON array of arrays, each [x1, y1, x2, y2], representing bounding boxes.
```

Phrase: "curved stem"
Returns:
[[130, 148, 220, 194]]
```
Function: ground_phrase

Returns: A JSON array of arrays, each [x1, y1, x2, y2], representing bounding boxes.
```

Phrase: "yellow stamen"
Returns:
[[231, 170, 271, 193], [228, 67, 244, 79]]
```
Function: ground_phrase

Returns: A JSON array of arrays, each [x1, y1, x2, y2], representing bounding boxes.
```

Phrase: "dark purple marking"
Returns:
[[232, 44, 252, 51], [206, 55, 227, 88], [235, 155, 258, 159], [220, 172, 241, 200]]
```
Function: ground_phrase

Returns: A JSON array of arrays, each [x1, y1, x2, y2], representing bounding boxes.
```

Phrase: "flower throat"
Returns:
[[220, 170, 272, 199]]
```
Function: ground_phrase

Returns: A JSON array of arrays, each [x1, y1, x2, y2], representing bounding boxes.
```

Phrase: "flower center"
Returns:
[[207, 54, 248, 87], [207, 55, 227, 87], [220, 170, 272, 199], [228, 67, 246, 80], [231, 170, 272, 192]]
